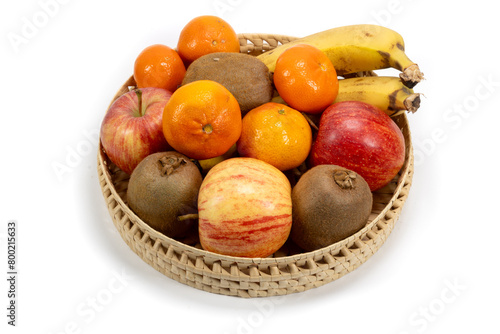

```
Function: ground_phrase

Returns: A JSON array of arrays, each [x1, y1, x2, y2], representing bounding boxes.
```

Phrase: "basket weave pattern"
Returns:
[[97, 34, 414, 298]]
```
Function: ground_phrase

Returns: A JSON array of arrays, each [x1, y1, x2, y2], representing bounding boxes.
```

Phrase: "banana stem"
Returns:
[[404, 93, 421, 113], [400, 64, 424, 88]]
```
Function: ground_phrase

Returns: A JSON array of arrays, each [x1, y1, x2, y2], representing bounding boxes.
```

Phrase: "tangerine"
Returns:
[[162, 80, 242, 160], [237, 102, 312, 171], [273, 44, 339, 114], [177, 15, 240, 65], [134, 44, 186, 92]]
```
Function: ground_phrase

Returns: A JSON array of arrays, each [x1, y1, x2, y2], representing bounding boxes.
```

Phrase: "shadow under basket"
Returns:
[[97, 33, 414, 298]]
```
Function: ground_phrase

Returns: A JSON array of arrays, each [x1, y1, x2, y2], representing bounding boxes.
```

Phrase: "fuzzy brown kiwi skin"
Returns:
[[291, 164, 373, 252], [182, 52, 273, 115], [126, 151, 202, 239]]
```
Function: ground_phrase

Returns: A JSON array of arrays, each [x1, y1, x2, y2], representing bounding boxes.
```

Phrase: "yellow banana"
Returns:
[[197, 144, 237, 174], [257, 24, 424, 88], [334, 76, 421, 116]]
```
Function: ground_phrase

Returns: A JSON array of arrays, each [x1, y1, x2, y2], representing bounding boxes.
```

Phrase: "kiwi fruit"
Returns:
[[182, 52, 273, 114], [126, 151, 202, 239], [291, 164, 373, 252]]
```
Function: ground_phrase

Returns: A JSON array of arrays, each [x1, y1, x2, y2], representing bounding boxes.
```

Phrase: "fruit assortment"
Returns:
[[100, 15, 423, 259]]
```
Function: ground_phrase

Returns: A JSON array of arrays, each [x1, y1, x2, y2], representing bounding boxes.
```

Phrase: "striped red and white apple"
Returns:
[[198, 157, 292, 258], [100, 87, 172, 175]]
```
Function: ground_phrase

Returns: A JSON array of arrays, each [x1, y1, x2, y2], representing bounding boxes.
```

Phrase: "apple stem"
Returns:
[[136, 89, 143, 116], [177, 213, 199, 221]]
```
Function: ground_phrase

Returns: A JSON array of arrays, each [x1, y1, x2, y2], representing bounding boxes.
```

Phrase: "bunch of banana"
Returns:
[[257, 24, 424, 88], [334, 76, 421, 116]]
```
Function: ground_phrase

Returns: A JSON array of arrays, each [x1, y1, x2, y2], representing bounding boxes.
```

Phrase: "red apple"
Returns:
[[309, 101, 405, 191], [198, 157, 292, 258], [100, 87, 172, 174]]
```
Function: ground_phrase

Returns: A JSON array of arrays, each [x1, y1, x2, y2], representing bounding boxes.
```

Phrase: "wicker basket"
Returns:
[[97, 33, 414, 298]]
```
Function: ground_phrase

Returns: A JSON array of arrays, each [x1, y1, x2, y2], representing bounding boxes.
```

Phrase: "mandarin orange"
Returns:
[[162, 80, 242, 160], [177, 15, 240, 65], [237, 102, 312, 171], [133, 44, 186, 92], [273, 44, 339, 114]]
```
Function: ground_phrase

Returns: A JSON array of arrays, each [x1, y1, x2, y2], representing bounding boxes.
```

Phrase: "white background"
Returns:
[[1, 0, 499, 333]]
